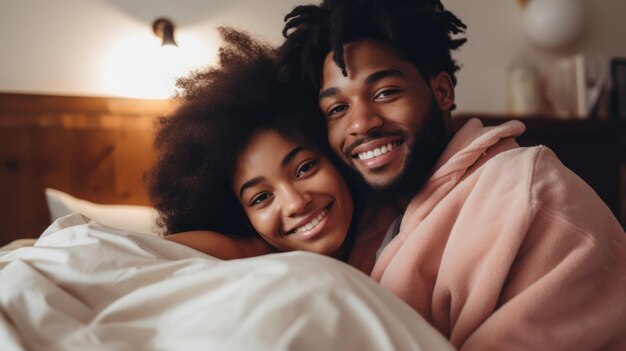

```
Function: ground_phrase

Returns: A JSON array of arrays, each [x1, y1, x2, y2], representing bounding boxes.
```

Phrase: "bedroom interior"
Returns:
[[2, 1, 626, 350], [0, 0, 625, 245]]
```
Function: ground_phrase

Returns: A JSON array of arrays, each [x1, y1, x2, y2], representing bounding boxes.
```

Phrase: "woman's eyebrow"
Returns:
[[281, 146, 305, 167], [239, 177, 264, 199]]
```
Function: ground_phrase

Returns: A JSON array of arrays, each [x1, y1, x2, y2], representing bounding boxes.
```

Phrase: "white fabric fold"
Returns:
[[0, 214, 453, 351]]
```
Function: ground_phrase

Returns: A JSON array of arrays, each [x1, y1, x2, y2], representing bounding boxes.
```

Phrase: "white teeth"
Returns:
[[357, 142, 398, 160], [290, 207, 329, 234]]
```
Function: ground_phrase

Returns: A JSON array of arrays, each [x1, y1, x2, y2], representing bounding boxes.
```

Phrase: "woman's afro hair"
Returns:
[[146, 27, 327, 235]]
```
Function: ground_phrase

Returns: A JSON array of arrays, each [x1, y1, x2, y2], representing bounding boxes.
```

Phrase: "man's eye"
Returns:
[[327, 104, 348, 118], [250, 193, 273, 206], [375, 88, 399, 100], [296, 160, 319, 178]]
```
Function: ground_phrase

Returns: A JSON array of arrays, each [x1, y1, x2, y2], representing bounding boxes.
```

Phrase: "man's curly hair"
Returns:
[[146, 27, 328, 236], [277, 0, 467, 93]]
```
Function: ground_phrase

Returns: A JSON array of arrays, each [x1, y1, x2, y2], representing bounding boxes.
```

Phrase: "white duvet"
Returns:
[[0, 214, 453, 351]]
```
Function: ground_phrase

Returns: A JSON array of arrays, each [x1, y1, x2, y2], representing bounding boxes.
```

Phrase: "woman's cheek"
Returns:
[[256, 209, 280, 239]]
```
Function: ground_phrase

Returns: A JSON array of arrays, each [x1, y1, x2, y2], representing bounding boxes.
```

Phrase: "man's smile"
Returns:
[[346, 135, 405, 171], [353, 140, 403, 160]]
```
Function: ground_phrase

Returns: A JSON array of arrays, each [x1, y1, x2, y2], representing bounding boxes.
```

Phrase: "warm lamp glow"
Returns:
[[101, 31, 216, 99]]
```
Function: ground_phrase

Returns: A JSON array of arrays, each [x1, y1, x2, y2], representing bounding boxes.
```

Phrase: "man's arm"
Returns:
[[462, 147, 626, 350], [165, 231, 275, 259]]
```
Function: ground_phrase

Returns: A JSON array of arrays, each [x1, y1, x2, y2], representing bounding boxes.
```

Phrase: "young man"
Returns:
[[279, 0, 626, 350]]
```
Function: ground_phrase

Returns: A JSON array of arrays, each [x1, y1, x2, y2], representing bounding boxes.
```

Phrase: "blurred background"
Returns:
[[1, 0, 625, 112], [1, 0, 625, 245]]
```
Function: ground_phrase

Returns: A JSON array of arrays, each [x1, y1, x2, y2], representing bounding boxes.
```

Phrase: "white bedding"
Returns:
[[0, 214, 453, 351]]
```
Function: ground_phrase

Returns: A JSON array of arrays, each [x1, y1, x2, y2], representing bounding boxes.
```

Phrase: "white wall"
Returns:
[[447, 0, 626, 114], [1, 0, 625, 112], [0, 0, 308, 99]]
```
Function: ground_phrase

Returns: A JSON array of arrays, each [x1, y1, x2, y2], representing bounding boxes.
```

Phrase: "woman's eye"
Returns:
[[296, 160, 319, 178], [250, 192, 273, 206]]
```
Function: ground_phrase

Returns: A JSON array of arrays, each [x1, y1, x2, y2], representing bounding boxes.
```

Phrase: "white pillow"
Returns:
[[45, 188, 162, 235]]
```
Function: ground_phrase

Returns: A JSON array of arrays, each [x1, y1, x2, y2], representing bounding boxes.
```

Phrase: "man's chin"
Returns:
[[357, 172, 411, 202], [362, 175, 399, 191], [355, 167, 401, 189], [355, 159, 433, 204]]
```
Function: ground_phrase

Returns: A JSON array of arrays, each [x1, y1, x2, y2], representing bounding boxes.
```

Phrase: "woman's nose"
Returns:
[[281, 185, 312, 217]]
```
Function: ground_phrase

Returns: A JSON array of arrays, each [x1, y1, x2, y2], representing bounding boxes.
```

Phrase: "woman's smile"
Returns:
[[285, 203, 332, 239]]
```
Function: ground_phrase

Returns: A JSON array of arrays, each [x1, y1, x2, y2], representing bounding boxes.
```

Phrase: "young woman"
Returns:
[[145, 28, 358, 261]]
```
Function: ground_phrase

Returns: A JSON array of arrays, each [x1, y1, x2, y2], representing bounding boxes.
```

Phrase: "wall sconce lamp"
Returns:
[[152, 18, 178, 47]]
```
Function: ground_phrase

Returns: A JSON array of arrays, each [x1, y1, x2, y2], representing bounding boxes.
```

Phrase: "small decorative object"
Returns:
[[610, 58, 626, 119], [523, 0, 586, 51], [545, 53, 606, 118], [507, 56, 543, 115]]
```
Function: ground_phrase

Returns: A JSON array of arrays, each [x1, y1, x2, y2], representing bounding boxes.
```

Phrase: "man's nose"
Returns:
[[280, 184, 312, 217], [347, 102, 384, 136]]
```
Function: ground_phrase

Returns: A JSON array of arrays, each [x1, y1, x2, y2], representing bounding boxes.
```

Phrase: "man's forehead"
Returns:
[[332, 39, 402, 65], [321, 39, 419, 88]]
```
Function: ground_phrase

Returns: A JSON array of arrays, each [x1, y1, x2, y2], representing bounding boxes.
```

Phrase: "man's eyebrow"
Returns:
[[364, 69, 408, 84], [319, 87, 338, 101], [238, 146, 306, 199], [319, 69, 407, 101]]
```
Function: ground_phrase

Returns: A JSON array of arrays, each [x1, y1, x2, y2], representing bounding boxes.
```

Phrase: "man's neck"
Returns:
[[368, 191, 409, 210]]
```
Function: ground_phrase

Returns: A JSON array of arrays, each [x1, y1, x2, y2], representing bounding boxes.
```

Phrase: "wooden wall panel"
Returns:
[[114, 127, 158, 204], [0, 93, 176, 245]]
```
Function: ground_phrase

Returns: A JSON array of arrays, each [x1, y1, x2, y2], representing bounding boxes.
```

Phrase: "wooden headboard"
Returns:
[[0, 93, 177, 245]]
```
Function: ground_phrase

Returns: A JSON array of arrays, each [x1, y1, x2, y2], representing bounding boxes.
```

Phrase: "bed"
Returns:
[[0, 93, 455, 349]]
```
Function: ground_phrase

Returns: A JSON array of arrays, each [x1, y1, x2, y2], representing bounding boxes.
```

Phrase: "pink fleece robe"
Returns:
[[362, 118, 626, 350]]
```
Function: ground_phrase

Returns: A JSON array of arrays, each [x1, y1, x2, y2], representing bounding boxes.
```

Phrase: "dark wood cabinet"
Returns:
[[454, 115, 624, 227]]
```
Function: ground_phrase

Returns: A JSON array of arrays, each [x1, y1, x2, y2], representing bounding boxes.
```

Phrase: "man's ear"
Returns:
[[429, 72, 455, 111]]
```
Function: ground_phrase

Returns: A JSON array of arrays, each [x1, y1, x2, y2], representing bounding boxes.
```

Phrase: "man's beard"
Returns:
[[347, 99, 449, 204]]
